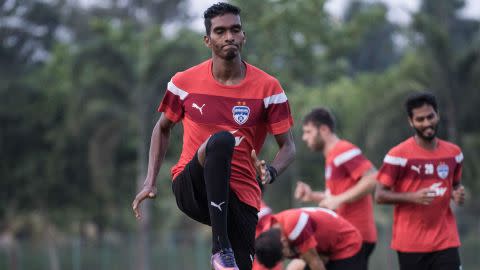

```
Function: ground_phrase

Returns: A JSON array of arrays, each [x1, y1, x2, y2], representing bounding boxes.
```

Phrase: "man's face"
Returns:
[[204, 13, 245, 60], [409, 104, 439, 141], [302, 122, 325, 151]]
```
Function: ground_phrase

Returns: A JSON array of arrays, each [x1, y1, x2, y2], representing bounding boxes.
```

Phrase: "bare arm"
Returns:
[[320, 168, 377, 210], [294, 181, 326, 203], [271, 130, 296, 175], [452, 184, 465, 205], [252, 130, 296, 184], [300, 248, 326, 270], [374, 182, 436, 205], [132, 114, 175, 218]]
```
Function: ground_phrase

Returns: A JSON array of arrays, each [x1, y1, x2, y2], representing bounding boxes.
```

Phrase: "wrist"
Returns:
[[143, 179, 155, 188], [335, 194, 347, 204], [267, 165, 278, 184]]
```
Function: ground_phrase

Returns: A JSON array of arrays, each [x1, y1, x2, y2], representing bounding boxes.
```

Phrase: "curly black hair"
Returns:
[[302, 107, 336, 132], [405, 91, 438, 118], [255, 228, 284, 268], [204, 2, 241, 35]]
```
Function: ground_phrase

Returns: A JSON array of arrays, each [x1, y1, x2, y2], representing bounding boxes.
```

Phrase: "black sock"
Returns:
[[204, 131, 235, 253]]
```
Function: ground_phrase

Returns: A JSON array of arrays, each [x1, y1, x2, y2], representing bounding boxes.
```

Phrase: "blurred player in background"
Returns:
[[294, 107, 377, 268], [375, 91, 466, 270], [131, 2, 295, 269], [253, 200, 283, 270], [255, 207, 364, 270]]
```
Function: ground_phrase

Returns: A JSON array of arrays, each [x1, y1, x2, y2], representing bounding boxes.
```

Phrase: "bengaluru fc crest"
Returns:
[[437, 163, 449, 179], [232, 105, 250, 125]]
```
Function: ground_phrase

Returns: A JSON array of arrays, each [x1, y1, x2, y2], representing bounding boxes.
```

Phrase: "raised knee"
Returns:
[[206, 131, 235, 154]]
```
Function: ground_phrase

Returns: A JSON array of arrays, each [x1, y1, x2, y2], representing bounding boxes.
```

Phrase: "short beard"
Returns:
[[313, 138, 325, 152], [224, 50, 238, 61], [414, 126, 437, 141]]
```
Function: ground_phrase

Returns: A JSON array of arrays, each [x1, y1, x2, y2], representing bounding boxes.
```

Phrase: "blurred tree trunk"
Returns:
[[135, 83, 151, 270], [46, 226, 60, 270]]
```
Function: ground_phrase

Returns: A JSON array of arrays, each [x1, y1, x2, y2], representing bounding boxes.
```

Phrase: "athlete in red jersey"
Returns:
[[293, 108, 377, 268], [255, 208, 364, 270], [376, 92, 465, 270], [131, 3, 295, 270], [253, 201, 282, 270]]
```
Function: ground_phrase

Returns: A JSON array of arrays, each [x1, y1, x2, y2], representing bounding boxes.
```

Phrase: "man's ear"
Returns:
[[319, 125, 330, 136], [408, 117, 414, 128], [203, 35, 211, 48]]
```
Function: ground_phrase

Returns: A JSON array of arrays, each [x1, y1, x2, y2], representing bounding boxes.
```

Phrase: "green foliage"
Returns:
[[1, 1, 479, 260]]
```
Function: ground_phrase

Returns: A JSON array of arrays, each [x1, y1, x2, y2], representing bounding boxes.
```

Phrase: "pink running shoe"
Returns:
[[211, 248, 239, 270]]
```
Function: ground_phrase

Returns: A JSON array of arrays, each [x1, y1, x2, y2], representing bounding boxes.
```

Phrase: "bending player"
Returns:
[[255, 207, 364, 270], [294, 107, 377, 268]]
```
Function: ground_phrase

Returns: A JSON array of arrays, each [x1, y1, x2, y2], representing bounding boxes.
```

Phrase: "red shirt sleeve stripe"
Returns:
[[453, 152, 463, 184], [266, 102, 293, 134], [333, 148, 361, 166], [377, 163, 400, 187], [157, 80, 188, 122]]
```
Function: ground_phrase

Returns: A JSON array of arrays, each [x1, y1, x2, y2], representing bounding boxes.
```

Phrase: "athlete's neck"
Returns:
[[211, 56, 246, 86], [414, 135, 438, 151], [323, 134, 340, 157]]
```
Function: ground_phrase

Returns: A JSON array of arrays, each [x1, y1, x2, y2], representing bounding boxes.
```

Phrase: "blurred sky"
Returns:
[[77, 0, 480, 33], [187, 0, 480, 31]]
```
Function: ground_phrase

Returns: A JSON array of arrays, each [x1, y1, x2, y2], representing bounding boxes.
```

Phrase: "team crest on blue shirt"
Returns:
[[232, 105, 250, 125], [437, 163, 449, 179]]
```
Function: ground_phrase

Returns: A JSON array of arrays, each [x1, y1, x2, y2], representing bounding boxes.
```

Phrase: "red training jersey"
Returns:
[[256, 201, 275, 238], [158, 59, 293, 210], [325, 140, 377, 243], [253, 201, 282, 270], [377, 137, 463, 252], [274, 208, 362, 260]]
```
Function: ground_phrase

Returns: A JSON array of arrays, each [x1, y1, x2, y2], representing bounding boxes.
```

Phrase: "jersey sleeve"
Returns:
[[263, 82, 294, 134], [286, 212, 317, 254], [334, 148, 373, 181], [453, 152, 463, 185], [377, 152, 407, 187], [157, 78, 187, 122]]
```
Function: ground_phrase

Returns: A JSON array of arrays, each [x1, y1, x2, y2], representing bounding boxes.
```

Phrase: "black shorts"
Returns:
[[397, 247, 461, 270], [362, 242, 375, 269], [304, 248, 366, 270], [172, 153, 258, 270]]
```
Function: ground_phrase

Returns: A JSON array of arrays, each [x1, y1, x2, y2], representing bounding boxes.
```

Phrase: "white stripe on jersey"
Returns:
[[288, 212, 309, 241], [258, 207, 272, 220], [263, 92, 288, 108], [455, 152, 464, 163], [333, 148, 362, 167], [167, 80, 188, 100], [301, 207, 338, 217], [383, 155, 407, 167]]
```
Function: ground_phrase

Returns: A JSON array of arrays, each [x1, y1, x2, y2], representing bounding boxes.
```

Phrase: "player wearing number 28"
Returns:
[[375, 91, 466, 270]]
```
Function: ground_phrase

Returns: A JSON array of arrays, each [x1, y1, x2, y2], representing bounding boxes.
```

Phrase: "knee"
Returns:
[[206, 131, 235, 155]]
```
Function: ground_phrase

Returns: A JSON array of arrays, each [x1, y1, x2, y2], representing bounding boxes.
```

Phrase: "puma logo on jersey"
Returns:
[[411, 165, 421, 174], [192, 103, 205, 114], [429, 182, 447, 197], [210, 201, 225, 211], [229, 130, 245, 146], [234, 136, 245, 146]]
